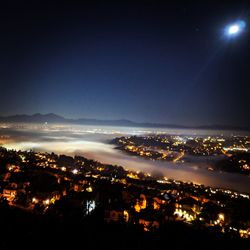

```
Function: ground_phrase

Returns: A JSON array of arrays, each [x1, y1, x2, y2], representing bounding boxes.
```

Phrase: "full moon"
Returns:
[[225, 20, 246, 37], [228, 25, 239, 34]]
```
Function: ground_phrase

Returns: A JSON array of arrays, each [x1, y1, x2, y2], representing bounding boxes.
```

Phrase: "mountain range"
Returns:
[[0, 113, 249, 131]]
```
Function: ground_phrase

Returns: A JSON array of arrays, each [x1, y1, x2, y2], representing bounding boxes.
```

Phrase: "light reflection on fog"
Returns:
[[1, 123, 250, 193]]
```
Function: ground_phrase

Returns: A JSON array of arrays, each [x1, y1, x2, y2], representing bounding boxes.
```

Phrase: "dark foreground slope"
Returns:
[[0, 206, 248, 250]]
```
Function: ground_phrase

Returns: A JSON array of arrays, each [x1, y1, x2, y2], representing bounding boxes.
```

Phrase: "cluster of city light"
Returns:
[[239, 229, 250, 238], [86, 186, 93, 192], [134, 195, 147, 212], [127, 172, 139, 179], [214, 213, 225, 226], [1, 142, 250, 238], [174, 209, 195, 222], [223, 147, 248, 152], [32, 197, 51, 206]]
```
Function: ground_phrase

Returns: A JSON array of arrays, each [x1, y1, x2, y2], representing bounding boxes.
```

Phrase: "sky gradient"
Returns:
[[0, 1, 249, 126]]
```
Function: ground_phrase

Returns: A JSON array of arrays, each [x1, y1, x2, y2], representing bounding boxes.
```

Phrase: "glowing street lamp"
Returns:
[[72, 169, 78, 174], [218, 213, 224, 221]]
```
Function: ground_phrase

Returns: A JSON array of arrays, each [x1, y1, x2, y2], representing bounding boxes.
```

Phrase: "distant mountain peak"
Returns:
[[32, 112, 62, 117], [0, 113, 249, 131], [32, 113, 42, 116]]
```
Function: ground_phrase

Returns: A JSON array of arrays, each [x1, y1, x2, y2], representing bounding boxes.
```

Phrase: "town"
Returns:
[[0, 146, 249, 244], [112, 135, 250, 174]]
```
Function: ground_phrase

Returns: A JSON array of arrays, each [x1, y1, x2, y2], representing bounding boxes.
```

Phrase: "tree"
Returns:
[[14, 192, 29, 207]]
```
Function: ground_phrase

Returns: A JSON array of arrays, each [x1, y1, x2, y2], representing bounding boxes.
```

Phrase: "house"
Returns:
[[32, 191, 61, 206], [2, 189, 17, 201], [139, 219, 159, 231], [73, 184, 84, 192], [134, 194, 147, 212], [138, 210, 160, 231], [104, 209, 129, 223], [152, 196, 166, 210]]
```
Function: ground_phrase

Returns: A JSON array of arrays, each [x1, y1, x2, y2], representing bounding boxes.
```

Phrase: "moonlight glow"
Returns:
[[225, 20, 246, 37], [228, 25, 239, 34]]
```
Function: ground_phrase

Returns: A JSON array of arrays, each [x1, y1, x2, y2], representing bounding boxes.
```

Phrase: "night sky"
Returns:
[[0, 1, 249, 127]]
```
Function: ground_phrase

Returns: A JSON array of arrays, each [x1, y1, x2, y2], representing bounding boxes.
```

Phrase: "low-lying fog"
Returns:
[[1, 123, 249, 193]]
